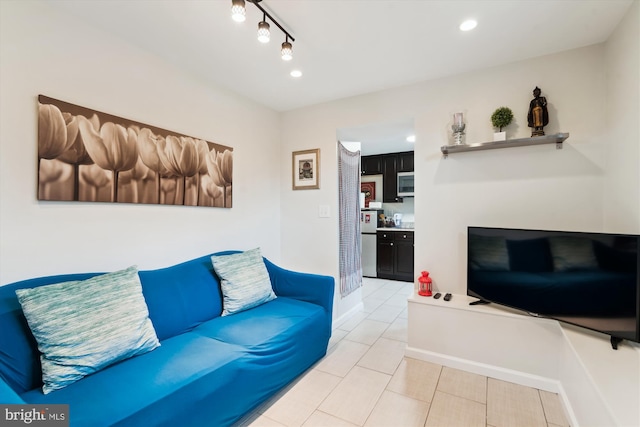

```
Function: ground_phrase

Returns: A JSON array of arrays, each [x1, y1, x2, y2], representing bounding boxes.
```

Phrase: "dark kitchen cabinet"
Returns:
[[397, 151, 414, 172], [394, 233, 415, 281], [382, 155, 399, 202], [362, 151, 414, 203], [361, 155, 382, 175], [376, 232, 394, 277], [377, 230, 414, 282]]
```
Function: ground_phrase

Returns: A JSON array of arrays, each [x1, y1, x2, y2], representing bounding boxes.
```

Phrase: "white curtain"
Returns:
[[338, 142, 362, 297]]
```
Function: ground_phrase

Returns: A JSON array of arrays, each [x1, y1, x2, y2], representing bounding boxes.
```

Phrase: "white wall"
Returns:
[[281, 5, 639, 424], [0, 1, 282, 284], [282, 44, 611, 319], [604, 0, 640, 233]]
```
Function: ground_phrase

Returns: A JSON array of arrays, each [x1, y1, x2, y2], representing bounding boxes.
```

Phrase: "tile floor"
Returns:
[[237, 278, 571, 427]]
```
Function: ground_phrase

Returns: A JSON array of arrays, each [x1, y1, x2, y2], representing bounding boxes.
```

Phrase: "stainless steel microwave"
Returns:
[[397, 172, 414, 197]]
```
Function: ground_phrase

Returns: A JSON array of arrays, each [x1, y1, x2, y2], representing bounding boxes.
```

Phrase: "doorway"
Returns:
[[336, 117, 416, 289]]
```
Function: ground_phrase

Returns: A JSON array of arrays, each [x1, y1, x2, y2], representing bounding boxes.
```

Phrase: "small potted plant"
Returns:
[[491, 107, 514, 141]]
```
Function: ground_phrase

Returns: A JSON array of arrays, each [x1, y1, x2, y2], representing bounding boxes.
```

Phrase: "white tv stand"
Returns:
[[406, 293, 639, 427]]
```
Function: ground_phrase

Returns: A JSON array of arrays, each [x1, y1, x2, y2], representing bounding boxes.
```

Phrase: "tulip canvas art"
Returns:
[[37, 95, 233, 208]]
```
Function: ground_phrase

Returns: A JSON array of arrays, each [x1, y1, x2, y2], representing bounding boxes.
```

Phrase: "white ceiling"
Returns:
[[47, 0, 633, 154]]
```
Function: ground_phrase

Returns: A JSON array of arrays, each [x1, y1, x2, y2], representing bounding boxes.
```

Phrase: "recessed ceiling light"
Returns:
[[460, 19, 477, 31], [290, 69, 302, 78], [406, 135, 416, 143]]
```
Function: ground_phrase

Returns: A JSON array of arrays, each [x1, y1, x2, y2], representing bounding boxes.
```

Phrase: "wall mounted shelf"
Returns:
[[441, 132, 569, 158]]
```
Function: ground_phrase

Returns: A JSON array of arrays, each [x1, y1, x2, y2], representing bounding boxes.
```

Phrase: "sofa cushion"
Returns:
[[193, 297, 330, 409], [15, 266, 160, 394], [211, 248, 276, 316], [138, 255, 223, 341], [193, 297, 325, 348], [20, 333, 248, 427]]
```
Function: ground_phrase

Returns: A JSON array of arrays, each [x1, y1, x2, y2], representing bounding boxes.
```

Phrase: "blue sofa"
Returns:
[[0, 251, 334, 426]]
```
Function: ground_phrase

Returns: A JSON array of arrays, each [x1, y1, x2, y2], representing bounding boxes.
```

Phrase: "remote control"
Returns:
[[433, 293, 441, 299], [444, 293, 452, 301]]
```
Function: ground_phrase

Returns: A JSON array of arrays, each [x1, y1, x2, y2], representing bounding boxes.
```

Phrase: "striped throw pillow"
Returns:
[[15, 266, 160, 394], [211, 248, 276, 316]]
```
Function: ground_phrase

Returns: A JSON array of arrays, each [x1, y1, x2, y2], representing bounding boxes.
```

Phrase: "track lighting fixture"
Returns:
[[231, 0, 295, 61]]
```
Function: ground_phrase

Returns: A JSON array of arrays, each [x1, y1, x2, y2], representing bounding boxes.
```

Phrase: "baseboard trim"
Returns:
[[332, 302, 364, 330], [405, 346, 561, 392], [405, 346, 582, 427]]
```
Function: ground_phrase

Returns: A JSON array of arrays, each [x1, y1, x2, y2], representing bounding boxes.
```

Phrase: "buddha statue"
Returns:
[[527, 86, 548, 136]]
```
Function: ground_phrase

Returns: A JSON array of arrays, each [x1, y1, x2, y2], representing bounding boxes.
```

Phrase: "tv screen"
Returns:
[[467, 227, 640, 346]]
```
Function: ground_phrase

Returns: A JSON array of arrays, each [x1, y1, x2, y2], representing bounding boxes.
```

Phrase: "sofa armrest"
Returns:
[[264, 259, 334, 318], [0, 377, 25, 404]]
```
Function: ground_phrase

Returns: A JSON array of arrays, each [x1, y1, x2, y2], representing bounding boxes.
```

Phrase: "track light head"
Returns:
[[281, 40, 293, 61], [231, 0, 246, 22], [257, 18, 270, 43]]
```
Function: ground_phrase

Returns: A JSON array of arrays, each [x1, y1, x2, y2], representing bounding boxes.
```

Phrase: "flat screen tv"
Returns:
[[467, 227, 640, 349]]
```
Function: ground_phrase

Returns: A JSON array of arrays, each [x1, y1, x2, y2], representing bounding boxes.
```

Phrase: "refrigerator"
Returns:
[[361, 209, 383, 277]]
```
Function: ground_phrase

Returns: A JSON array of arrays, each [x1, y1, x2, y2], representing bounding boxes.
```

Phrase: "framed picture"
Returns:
[[36, 95, 233, 208], [292, 149, 320, 190]]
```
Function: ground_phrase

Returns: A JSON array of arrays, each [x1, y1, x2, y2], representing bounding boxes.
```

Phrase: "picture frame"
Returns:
[[292, 149, 320, 190], [36, 95, 233, 208]]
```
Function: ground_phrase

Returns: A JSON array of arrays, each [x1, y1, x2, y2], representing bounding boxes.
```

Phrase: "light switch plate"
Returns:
[[318, 205, 330, 218]]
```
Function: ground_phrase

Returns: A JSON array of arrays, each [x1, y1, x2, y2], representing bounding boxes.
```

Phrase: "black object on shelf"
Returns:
[[444, 293, 452, 301], [469, 299, 490, 306], [433, 293, 441, 299]]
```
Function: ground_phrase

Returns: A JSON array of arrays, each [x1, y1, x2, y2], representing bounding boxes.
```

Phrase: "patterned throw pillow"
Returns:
[[549, 236, 598, 272], [15, 266, 160, 394], [211, 248, 276, 316]]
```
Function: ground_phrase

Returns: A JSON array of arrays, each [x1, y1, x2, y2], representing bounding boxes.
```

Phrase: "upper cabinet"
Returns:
[[382, 155, 399, 202], [397, 151, 414, 172], [362, 151, 414, 203], [361, 155, 382, 175]]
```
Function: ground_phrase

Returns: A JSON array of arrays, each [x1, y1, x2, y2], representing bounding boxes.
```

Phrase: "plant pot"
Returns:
[[493, 131, 506, 141]]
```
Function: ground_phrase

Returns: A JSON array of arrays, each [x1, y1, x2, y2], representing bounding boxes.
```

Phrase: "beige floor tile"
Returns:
[[328, 328, 348, 349], [337, 311, 369, 332], [368, 287, 398, 302], [364, 390, 429, 427], [357, 337, 406, 375], [381, 316, 407, 342], [344, 319, 390, 345], [381, 281, 408, 292], [397, 307, 408, 319], [384, 292, 412, 308], [318, 366, 391, 426], [301, 411, 359, 427], [487, 378, 547, 427], [539, 390, 570, 426], [425, 391, 486, 427], [315, 340, 370, 377], [362, 280, 384, 298], [437, 366, 487, 404], [366, 303, 405, 323], [362, 297, 387, 314], [244, 415, 288, 426], [262, 370, 342, 426], [386, 357, 441, 402]]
